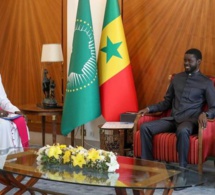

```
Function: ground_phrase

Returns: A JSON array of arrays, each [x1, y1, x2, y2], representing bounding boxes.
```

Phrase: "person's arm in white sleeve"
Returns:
[[0, 75, 20, 113]]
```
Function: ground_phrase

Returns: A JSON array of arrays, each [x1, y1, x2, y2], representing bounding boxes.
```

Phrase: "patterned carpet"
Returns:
[[0, 161, 214, 195]]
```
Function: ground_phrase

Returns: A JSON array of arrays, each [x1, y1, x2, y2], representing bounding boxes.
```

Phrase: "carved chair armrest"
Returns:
[[133, 112, 164, 133], [132, 112, 166, 149], [198, 118, 215, 173], [133, 113, 141, 133]]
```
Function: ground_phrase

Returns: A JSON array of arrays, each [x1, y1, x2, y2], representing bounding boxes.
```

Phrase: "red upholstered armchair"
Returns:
[[133, 76, 215, 173]]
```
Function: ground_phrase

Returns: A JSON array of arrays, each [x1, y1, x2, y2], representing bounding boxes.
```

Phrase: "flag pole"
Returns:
[[81, 125, 85, 147], [119, 0, 124, 20]]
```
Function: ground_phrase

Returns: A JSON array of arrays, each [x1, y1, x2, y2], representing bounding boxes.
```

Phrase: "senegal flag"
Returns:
[[61, 0, 101, 135], [98, 0, 138, 121]]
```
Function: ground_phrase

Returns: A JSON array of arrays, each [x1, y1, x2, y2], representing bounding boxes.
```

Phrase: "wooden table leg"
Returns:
[[71, 130, 74, 146], [115, 188, 127, 195], [0, 171, 65, 195], [119, 130, 125, 156], [0, 171, 38, 195], [115, 188, 147, 195], [41, 116, 46, 146], [52, 115, 57, 144], [132, 190, 144, 195], [0, 174, 25, 194]]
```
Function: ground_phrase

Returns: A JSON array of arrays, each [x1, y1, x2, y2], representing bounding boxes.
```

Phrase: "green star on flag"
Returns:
[[101, 37, 122, 62]]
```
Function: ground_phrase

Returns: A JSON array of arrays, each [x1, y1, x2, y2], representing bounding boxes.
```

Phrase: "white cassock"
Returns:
[[0, 75, 30, 150]]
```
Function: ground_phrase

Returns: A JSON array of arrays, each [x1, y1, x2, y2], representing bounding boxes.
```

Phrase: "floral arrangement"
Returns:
[[36, 144, 119, 172], [37, 165, 119, 186]]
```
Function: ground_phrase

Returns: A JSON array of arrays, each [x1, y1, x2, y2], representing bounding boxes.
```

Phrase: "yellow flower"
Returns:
[[62, 171, 72, 180], [63, 150, 71, 164], [73, 171, 86, 182], [71, 153, 86, 168], [59, 144, 67, 149], [46, 171, 62, 180], [69, 148, 77, 154], [47, 145, 62, 159], [77, 146, 84, 150], [87, 148, 101, 162]]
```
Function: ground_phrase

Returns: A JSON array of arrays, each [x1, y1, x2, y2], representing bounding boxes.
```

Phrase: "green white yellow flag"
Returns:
[[61, 0, 101, 135]]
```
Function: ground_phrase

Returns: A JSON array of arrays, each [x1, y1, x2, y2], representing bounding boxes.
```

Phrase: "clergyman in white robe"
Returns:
[[0, 75, 29, 150]]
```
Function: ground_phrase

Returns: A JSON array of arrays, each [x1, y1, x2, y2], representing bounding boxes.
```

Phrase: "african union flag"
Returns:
[[61, 0, 101, 135], [98, 0, 138, 121]]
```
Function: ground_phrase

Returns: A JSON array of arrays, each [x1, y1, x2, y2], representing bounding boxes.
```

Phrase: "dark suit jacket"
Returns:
[[148, 71, 215, 123]]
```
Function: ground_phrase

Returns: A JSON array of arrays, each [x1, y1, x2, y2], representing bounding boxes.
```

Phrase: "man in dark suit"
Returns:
[[138, 48, 215, 167]]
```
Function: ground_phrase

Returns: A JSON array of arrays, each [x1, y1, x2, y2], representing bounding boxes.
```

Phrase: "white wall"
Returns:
[[67, 0, 107, 141]]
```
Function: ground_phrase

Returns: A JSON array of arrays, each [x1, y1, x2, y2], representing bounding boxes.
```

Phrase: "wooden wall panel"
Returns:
[[123, 0, 215, 109], [1, 0, 215, 131], [0, 0, 64, 107]]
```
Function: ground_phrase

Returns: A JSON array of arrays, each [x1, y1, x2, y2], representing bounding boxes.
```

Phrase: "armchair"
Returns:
[[133, 76, 215, 173]]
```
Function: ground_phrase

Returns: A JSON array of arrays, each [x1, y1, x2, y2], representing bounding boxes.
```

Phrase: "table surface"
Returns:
[[19, 104, 63, 115], [0, 147, 203, 191]]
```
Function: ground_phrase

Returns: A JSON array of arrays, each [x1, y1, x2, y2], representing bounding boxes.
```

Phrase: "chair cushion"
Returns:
[[134, 131, 199, 164]]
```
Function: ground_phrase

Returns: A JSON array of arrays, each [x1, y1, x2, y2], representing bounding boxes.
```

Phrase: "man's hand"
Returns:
[[138, 107, 149, 116], [198, 112, 207, 129], [0, 110, 8, 117]]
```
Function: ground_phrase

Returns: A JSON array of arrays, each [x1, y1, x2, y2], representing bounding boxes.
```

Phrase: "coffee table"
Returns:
[[0, 147, 203, 195]]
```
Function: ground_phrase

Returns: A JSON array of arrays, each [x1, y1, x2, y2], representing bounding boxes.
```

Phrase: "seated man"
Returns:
[[0, 74, 29, 150], [138, 48, 215, 168]]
